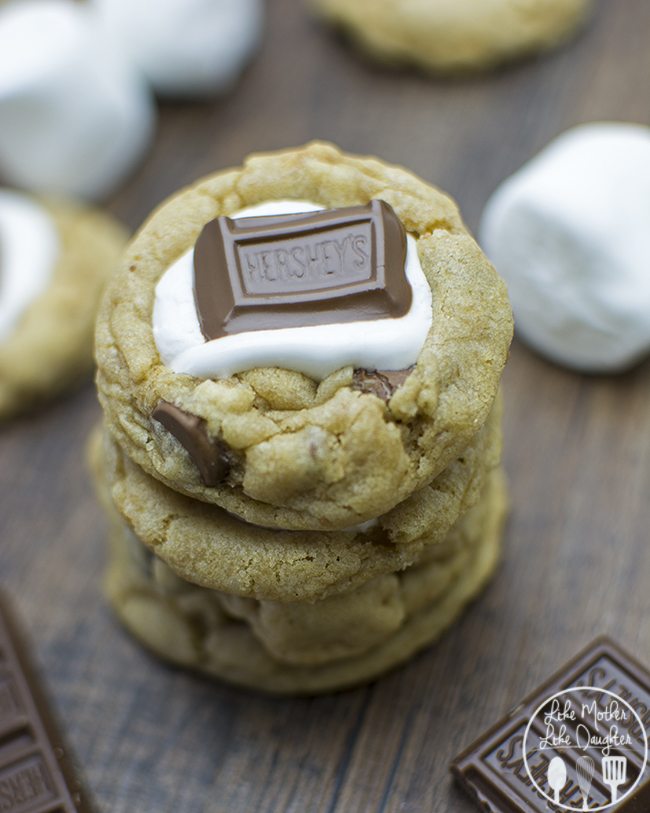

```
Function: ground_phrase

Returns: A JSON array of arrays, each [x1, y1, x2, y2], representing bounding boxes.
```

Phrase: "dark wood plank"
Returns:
[[1, 0, 650, 811]]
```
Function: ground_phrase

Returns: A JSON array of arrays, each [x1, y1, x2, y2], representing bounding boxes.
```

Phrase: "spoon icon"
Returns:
[[548, 756, 568, 805]]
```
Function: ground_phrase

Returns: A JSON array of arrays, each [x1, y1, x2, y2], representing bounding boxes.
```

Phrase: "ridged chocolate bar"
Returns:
[[452, 637, 650, 812], [193, 199, 411, 339], [0, 593, 93, 812]]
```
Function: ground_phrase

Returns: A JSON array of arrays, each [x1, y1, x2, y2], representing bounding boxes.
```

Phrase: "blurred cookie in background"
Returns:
[[92, 0, 264, 98], [0, 0, 155, 200], [0, 190, 127, 419], [311, 0, 592, 74], [481, 123, 650, 373]]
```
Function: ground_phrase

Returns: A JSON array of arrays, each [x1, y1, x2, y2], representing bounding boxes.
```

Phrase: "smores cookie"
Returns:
[[95, 142, 512, 529]]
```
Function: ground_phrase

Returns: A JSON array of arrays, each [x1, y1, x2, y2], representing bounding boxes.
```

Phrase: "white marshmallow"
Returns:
[[93, 0, 263, 98], [0, 190, 59, 342], [480, 123, 650, 372], [0, 0, 155, 200], [153, 201, 433, 381]]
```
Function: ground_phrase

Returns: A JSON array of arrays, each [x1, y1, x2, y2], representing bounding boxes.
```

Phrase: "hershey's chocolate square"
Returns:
[[0, 592, 94, 812], [451, 638, 650, 812], [193, 199, 411, 340]]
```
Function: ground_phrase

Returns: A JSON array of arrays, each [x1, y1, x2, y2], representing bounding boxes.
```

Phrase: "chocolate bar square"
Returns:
[[451, 638, 650, 812], [0, 592, 94, 812], [193, 199, 412, 339]]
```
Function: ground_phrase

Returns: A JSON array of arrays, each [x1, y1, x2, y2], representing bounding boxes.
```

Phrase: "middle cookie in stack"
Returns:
[[93, 142, 513, 693]]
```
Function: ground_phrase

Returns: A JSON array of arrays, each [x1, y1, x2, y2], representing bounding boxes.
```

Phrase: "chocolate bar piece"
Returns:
[[193, 199, 411, 340], [0, 592, 94, 812], [452, 637, 650, 812], [352, 367, 413, 402], [151, 400, 232, 486]]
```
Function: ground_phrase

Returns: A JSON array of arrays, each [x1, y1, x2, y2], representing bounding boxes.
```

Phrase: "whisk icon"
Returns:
[[576, 756, 594, 810]]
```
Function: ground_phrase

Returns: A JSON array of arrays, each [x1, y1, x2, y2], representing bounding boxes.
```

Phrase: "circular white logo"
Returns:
[[523, 687, 648, 811]]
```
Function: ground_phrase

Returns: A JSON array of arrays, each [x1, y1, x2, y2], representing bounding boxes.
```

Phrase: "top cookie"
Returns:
[[96, 142, 512, 530], [312, 0, 591, 73]]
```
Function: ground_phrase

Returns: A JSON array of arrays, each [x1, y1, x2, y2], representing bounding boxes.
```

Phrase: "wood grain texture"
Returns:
[[1, 1, 650, 811]]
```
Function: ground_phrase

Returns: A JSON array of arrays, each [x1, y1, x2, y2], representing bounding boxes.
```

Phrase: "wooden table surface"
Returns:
[[2, 1, 650, 811]]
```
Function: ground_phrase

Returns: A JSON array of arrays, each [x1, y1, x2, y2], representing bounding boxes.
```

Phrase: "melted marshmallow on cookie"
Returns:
[[153, 200, 432, 380], [0, 190, 59, 342]]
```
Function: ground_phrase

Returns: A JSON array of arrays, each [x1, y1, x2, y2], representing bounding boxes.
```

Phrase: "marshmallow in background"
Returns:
[[93, 0, 264, 98], [0, 0, 155, 200], [480, 123, 650, 373]]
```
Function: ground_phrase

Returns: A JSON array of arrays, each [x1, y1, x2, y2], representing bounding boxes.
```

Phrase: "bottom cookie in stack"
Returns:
[[91, 428, 507, 694]]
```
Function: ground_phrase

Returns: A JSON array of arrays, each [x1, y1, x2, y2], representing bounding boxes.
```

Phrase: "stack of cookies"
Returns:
[[91, 143, 513, 694]]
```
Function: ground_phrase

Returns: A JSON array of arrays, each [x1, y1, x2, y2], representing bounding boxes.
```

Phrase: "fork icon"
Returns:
[[602, 756, 627, 803]]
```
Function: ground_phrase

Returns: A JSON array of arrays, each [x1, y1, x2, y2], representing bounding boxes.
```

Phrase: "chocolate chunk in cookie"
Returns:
[[352, 367, 413, 401], [152, 401, 231, 486]]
